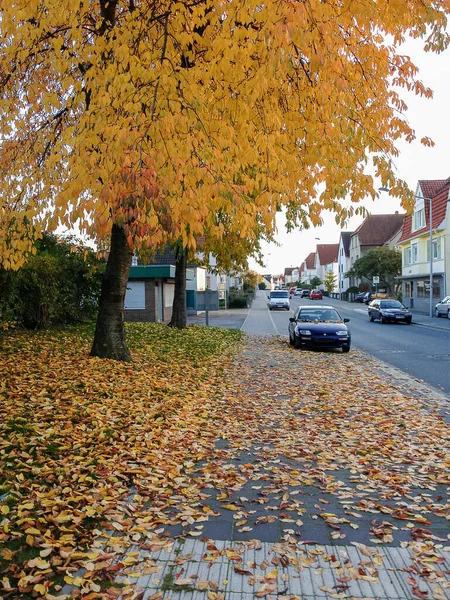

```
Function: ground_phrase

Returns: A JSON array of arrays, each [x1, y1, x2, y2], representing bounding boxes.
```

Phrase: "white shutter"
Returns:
[[125, 281, 145, 309]]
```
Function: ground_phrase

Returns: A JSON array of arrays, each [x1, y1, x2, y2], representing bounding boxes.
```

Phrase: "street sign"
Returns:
[[373, 276, 380, 284]]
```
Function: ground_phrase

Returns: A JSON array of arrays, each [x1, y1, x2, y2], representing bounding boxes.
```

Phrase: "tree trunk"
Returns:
[[91, 224, 133, 361], [168, 247, 187, 329]]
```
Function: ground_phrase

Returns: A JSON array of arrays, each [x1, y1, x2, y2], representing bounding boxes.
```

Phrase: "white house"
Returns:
[[337, 232, 353, 298]]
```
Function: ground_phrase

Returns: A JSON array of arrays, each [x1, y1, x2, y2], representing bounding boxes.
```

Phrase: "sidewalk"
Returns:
[[71, 317, 450, 600], [409, 309, 450, 332]]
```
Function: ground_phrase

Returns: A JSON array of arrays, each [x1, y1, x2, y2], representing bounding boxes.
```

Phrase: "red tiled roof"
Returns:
[[354, 213, 405, 246], [284, 267, 294, 276], [317, 243, 339, 266], [418, 179, 449, 200], [299, 263, 305, 274], [304, 252, 315, 269], [398, 181, 449, 243]]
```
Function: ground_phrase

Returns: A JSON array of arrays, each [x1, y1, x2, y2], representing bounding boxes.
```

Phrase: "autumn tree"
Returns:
[[346, 247, 402, 295], [1, 0, 449, 360], [323, 270, 338, 295]]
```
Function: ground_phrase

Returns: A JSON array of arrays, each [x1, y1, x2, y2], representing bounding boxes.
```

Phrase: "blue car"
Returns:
[[288, 305, 351, 353]]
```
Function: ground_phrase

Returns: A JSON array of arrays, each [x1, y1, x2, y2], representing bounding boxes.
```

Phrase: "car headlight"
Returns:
[[298, 329, 311, 335], [336, 331, 348, 336]]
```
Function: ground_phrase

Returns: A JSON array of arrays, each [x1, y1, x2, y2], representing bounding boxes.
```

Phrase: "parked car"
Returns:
[[368, 299, 412, 324], [289, 287, 296, 295], [268, 290, 290, 311], [288, 305, 351, 352], [310, 289, 323, 300], [294, 288, 303, 296], [364, 292, 389, 304], [435, 296, 450, 318], [301, 290, 310, 298], [354, 291, 370, 303]]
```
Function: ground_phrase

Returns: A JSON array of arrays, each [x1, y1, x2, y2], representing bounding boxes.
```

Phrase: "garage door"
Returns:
[[125, 281, 145, 309]]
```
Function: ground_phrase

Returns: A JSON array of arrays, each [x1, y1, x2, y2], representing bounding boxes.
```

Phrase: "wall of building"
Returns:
[[124, 280, 174, 323]]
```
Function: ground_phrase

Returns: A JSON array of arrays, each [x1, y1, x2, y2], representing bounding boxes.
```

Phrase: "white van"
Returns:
[[268, 290, 290, 311]]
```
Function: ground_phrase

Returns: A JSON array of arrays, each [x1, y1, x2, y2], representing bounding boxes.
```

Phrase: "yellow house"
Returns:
[[397, 179, 450, 312]]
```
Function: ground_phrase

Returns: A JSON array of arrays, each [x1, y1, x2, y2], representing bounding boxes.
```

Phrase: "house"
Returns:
[[396, 178, 450, 311], [284, 267, 300, 284], [315, 244, 339, 292], [125, 246, 179, 323], [337, 232, 353, 299], [284, 267, 294, 283], [301, 252, 317, 284], [348, 213, 405, 292], [125, 245, 215, 322]]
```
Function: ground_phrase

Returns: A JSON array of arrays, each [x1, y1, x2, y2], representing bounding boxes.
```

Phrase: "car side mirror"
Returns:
[[344, 318, 350, 323], [289, 317, 296, 322]]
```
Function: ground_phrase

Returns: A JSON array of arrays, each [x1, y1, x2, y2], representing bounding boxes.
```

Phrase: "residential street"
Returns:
[[190, 290, 450, 396], [2, 297, 449, 600], [86, 293, 450, 600]]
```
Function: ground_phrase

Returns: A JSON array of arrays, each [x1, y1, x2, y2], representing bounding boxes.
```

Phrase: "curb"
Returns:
[[411, 319, 450, 333]]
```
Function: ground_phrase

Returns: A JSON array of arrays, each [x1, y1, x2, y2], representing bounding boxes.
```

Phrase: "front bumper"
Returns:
[[296, 334, 350, 349]]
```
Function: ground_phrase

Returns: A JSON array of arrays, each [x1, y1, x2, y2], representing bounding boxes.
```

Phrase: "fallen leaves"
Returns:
[[1, 328, 450, 598], [0, 323, 242, 596]]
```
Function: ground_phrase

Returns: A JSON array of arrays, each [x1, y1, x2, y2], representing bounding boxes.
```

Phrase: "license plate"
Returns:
[[395, 315, 403, 319]]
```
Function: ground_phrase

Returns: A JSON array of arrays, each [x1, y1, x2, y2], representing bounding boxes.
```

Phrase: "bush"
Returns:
[[346, 286, 360, 295], [258, 282, 266, 290], [0, 233, 105, 328], [228, 294, 248, 308]]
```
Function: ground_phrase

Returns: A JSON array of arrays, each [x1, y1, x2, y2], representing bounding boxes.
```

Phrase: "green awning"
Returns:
[[129, 265, 195, 280]]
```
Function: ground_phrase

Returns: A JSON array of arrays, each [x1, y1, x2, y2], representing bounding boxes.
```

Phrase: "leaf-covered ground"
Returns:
[[0, 324, 242, 598], [1, 327, 449, 599]]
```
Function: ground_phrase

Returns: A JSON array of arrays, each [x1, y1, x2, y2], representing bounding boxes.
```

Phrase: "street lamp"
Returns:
[[379, 187, 434, 318]]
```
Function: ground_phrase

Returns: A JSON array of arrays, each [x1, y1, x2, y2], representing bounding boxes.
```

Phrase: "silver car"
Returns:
[[435, 296, 450, 318]]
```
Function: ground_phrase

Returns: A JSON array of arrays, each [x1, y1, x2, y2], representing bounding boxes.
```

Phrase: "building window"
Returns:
[[411, 243, 418, 263], [417, 280, 426, 298], [413, 208, 425, 231], [404, 247, 411, 266], [427, 237, 442, 261]]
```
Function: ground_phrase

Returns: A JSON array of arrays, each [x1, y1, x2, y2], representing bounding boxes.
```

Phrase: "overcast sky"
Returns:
[[249, 37, 450, 275]]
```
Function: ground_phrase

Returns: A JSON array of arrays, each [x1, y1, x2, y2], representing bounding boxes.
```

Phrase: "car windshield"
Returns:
[[270, 291, 289, 298], [380, 301, 403, 309], [299, 309, 342, 322]]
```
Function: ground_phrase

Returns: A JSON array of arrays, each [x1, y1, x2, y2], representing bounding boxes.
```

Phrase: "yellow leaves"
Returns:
[[2, 0, 448, 265], [27, 557, 50, 570]]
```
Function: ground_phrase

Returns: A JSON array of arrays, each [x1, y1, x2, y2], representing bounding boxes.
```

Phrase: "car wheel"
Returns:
[[294, 335, 302, 349], [435, 308, 440, 318], [342, 345, 350, 353], [369, 313, 374, 322], [406, 318, 412, 324], [289, 333, 294, 346], [380, 315, 385, 323], [447, 310, 450, 320]]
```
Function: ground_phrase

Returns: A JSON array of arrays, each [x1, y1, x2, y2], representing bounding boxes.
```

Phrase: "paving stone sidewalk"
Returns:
[[65, 336, 450, 600]]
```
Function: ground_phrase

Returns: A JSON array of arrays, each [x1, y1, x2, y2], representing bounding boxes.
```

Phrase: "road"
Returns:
[[265, 293, 450, 396]]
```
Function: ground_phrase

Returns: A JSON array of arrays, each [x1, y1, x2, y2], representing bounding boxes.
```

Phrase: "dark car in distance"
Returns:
[[368, 299, 412, 324], [354, 291, 370, 303], [288, 305, 351, 352], [301, 290, 310, 298]]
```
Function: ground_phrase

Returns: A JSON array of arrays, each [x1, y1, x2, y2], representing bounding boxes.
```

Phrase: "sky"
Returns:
[[249, 36, 450, 275]]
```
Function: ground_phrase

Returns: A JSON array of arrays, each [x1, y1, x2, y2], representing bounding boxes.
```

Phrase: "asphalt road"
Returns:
[[271, 295, 450, 396]]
